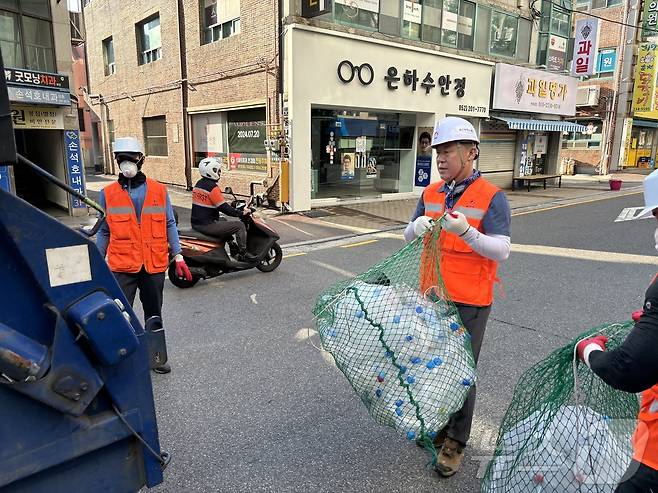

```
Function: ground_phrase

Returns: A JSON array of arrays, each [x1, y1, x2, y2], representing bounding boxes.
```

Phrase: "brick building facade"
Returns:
[[84, 0, 279, 198], [559, 5, 625, 173]]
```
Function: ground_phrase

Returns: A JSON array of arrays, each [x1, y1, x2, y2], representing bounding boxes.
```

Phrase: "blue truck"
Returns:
[[0, 53, 166, 492]]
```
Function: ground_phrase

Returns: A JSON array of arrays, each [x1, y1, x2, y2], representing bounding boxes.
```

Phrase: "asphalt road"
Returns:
[[145, 192, 657, 493]]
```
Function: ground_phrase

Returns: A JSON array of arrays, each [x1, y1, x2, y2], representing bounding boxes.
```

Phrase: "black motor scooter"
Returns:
[[169, 187, 282, 288]]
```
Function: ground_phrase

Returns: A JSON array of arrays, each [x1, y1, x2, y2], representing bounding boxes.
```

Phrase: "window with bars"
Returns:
[[143, 116, 168, 156], [136, 15, 161, 65]]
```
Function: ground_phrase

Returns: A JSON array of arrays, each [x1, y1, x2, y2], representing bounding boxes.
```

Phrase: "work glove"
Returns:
[[576, 335, 608, 368], [174, 254, 192, 281], [442, 211, 470, 236], [412, 215, 434, 237], [632, 310, 643, 322]]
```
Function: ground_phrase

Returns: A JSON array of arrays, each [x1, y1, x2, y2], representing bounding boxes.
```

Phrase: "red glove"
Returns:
[[174, 255, 192, 281], [632, 310, 644, 322], [576, 335, 608, 367]]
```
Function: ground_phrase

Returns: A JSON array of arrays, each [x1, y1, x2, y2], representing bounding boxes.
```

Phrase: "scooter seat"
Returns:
[[178, 229, 227, 243]]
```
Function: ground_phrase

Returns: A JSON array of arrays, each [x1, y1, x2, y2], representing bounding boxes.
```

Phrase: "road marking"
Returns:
[[512, 190, 642, 217], [340, 239, 378, 249], [310, 260, 356, 278], [317, 220, 379, 234], [282, 252, 307, 259], [270, 217, 314, 236], [512, 243, 658, 265]]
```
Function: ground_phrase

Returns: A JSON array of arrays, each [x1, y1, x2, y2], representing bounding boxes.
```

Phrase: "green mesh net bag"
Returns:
[[313, 227, 476, 456], [481, 322, 640, 492]]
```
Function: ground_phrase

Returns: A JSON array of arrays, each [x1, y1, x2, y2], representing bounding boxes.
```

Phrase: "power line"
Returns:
[[544, 0, 658, 35]]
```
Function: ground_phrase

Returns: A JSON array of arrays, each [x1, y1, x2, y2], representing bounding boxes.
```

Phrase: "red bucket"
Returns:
[[609, 179, 623, 191]]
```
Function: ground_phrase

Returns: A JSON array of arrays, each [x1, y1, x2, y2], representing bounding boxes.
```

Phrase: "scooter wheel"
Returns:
[[256, 243, 283, 272], [168, 263, 200, 288]]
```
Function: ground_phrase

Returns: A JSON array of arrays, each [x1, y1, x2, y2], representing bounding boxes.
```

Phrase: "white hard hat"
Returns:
[[198, 157, 222, 181], [633, 169, 658, 220], [431, 117, 479, 147], [113, 137, 144, 155]]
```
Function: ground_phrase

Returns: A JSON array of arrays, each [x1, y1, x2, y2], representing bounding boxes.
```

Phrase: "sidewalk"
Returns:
[[53, 172, 645, 246]]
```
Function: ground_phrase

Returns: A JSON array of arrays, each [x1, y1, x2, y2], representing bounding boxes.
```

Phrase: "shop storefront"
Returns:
[[284, 24, 493, 211], [490, 63, 583, 185], [624, 119, 657, 169], [1, 67, 84, 216], [190, 106, 270, 173]]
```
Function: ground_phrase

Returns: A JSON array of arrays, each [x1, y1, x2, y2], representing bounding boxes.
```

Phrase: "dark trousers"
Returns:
[[444, 303, 492, 446], [616, 460, 658, 492], [193, 218, 247, 251], [113, 267, 165, 321]]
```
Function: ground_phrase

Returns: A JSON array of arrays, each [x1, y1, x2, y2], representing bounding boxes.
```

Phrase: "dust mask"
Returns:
[[119, 161, 138, 179]]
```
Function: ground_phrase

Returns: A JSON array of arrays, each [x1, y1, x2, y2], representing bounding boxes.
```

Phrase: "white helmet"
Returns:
[[199, 157, 222, 181], [113, 137, 144, 155], [431, 117, 479, 147], [633, 169, 658, 220]]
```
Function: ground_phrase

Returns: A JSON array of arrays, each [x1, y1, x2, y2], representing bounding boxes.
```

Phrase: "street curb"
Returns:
[[279, 186, 644, 249]]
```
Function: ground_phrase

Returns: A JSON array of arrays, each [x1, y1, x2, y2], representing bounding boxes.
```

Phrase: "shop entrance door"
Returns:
[[524, 132, 549, 175], [311, 109, 408, 201], [626, 127, 654, 168], [13, 129, 68, 212]]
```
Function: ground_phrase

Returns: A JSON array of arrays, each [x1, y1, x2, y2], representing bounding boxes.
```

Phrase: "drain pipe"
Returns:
[[176, 0, 192, 190]]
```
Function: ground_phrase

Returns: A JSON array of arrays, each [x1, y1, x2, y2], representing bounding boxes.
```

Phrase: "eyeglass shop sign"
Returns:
[[336, 59, 488, 116], [492, 63, 578, 116]]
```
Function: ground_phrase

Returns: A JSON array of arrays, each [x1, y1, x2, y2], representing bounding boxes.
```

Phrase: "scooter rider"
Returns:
[[576, 169, 658, 492], [191, 157, 257, 262]]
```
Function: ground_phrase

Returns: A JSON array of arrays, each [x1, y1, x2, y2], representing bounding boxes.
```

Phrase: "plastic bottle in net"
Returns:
[[314, 228, 477, 456], [481, 322, 639, 493]]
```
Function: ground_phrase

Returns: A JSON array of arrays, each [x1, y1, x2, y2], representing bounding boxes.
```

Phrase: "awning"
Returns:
[[494, 117, 587, 133], [633, 119, 658, 129]]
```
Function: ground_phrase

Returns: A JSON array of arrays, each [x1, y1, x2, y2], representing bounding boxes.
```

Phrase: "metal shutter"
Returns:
[[478, 121, 516, 189]]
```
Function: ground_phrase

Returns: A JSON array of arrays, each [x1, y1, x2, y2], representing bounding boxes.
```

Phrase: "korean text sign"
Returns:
[[572, 19, 600, 77], [632, 43, 658, 113], [492, 63, 578, 116], [64, 130, 86, 209]]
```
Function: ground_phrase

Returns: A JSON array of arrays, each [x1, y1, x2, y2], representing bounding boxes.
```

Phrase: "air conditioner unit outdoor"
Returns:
[[576, 86, 600, 106]]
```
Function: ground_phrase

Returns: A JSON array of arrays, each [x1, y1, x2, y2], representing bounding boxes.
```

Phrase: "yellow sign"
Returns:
[[633, 43, 658, 113], [10, 105, 64, 129]]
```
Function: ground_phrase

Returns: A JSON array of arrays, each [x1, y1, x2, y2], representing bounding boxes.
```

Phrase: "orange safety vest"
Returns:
[[632, 383, 658, 470], [419, 176, 500, 306], [104, 178, 169, 274]]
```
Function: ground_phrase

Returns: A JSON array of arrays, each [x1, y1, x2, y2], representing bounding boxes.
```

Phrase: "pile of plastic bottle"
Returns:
[[318, 280, 477, 440], [485, 405, 632, 492]]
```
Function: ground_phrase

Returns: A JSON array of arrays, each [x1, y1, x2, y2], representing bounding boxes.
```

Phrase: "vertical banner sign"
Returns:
[[642, 0, 658, 39], [572, 18, 600, 76], [547, 35, 567, 72], [0, 166, 11, 192], [415, 127, 433, 186], [633, 43, 658, 113], [64, 130, 86, 209], [518, 140, 528, 177]]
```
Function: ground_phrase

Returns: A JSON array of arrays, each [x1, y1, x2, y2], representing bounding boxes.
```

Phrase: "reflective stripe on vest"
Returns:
[[419, 177, 500, 306], [632, 385, 658, 470], [105, 178, 169, 274]]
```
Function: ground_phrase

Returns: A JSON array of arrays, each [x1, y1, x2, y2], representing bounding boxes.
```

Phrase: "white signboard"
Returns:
[[492, 63, 578, 116], [572, 18, 600, 77], [534, 135, 548, 155], [334, 0, 380, 13], [403, 0, 422, 24], [355, 136, 367, 153]]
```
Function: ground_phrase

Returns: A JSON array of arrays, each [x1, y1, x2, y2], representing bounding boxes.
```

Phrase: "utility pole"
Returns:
[[609, 0, 641, 172]]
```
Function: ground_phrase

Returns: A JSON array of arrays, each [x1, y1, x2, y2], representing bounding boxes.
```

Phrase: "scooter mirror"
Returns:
[[224, 187, 233, 194]]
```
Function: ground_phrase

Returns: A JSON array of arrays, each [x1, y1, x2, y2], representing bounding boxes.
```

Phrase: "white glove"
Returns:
[[442, 211, 470, 236], [412, 215, 434, 237]]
